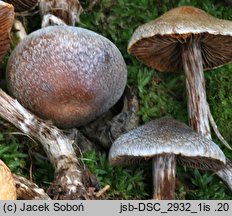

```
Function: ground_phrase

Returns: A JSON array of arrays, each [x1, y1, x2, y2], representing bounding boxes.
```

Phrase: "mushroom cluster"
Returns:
[[110, 5, 232, 199], [0, 1, 231, 200]]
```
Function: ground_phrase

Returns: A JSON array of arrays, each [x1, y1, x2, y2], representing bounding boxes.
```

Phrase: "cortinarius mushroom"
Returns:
[[4, 0, 38, 13], [6, 25, 127, 128], [0, 0, 14, 61], [0, 160, 17, 200], [128, 6, 232, 141], [109, 117, 226, 200]]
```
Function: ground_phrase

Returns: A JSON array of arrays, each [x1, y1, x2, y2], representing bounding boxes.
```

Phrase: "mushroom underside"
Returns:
[[110, 153, 224, 171], [128, 33, 232, 72]]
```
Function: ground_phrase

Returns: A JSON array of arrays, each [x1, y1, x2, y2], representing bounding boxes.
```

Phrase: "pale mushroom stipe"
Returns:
[[128, 6, 232, 145], [109, 117, 226, 200], [6, 25, 127, 128]]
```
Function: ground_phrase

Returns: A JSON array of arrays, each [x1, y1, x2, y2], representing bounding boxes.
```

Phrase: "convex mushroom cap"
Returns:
[[6, 25, 127, 128], [128, 6, 232, 72], [0, 1, 14, 61], [0, 160, 17, 200], [109, 117, 226, 170]]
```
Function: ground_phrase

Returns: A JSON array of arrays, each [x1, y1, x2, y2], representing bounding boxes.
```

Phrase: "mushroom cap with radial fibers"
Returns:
[[128, 6, 232, 72], [109, 117, 226, 171], [4, 0, 38, 13], [6, 25, 127, 128], [0, 160, 17, 200], [0, 1, 14, 62]]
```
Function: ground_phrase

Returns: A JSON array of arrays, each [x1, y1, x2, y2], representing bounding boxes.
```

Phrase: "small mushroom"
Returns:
[[0, 0, 14, 62], [128, 6, 232, 143], [6, 25, 127, 128], [0, 160, 17, 200], [109, 117, 226, 200]]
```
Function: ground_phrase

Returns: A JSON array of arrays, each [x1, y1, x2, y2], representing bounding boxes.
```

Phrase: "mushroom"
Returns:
[[39, 0, 83, 26], [0, 0, 14, 62], [109, 117, 226, 200], [0, 160, 17, 200], [4, 0, 38, 13], [6, 25, 127, 128], [128, 6, 232, 146]]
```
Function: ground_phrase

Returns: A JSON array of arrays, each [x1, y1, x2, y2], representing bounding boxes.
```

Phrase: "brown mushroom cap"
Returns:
[[0, 160, 17, 200], [0, 1, 14, 62], [109, 117, 226, 171], [4, 0, 38, 13], [128, 6, 232, 72], [6, 25, 127, 128]]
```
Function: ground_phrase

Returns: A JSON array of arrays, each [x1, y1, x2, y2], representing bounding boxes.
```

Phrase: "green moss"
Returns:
[[83, 151, 149, 199], [206, 66, 232, 145], [0, 133, 27, 175]]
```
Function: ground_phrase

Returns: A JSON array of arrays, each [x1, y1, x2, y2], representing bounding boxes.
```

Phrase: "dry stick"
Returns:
[[95, 185, 110, 198], [13, 174, 51, 200], [208, 105, 231, 149], [0, 89, 87, 198], [209, 106, 232, 189]]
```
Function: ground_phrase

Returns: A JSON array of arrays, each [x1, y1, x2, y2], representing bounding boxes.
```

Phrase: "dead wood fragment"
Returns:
[[13, 174, 51, 200], [0, 89, 101, 199]]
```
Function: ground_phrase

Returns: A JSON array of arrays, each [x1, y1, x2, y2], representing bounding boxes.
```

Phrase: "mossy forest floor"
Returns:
[[0, 0, 232, 199]]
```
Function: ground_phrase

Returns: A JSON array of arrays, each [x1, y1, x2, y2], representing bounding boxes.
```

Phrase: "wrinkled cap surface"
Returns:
[[109, 117, 226, 170], [6, 26, 127, 128], [128, 6, 232, 72], [0, 1, 14, 62]]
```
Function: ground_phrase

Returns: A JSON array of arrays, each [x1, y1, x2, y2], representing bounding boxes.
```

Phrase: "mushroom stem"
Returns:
[[152, 154, 176, 200], [216, 159, 232, 191], [182, 38, 211, 139]]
